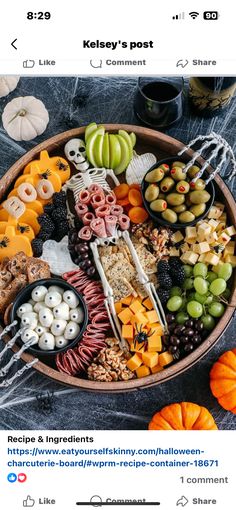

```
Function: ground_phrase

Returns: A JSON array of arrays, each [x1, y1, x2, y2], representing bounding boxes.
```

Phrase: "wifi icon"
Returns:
[[189, 11, 199, 19]]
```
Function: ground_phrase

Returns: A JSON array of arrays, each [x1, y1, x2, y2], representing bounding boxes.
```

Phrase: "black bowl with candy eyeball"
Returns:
[[10, 278, 88, 358], [141, 156, 215, 229]]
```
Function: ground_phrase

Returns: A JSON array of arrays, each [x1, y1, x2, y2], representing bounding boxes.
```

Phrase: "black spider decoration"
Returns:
[[56, 159, 69, 171], [17, 225, 30, 234], [39, 169, 51, 179], [133, 324, 154, 350], [36, 391, 55, 415], [0, 236, 9, 248]]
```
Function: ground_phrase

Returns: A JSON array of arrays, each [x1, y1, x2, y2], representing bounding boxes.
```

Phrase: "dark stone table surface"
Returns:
[[0, 77, 235, 430]]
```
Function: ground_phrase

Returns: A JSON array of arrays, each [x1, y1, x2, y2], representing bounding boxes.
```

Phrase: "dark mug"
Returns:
[[134, 77, 184, 129], [189, 77, 236, 117]]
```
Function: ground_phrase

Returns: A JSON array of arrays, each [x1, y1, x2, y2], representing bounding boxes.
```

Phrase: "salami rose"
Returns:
[[105, 215, 117, 237], [90, 218, 107, 238], [78, 226, 93, 240], [118, 214, 130, 230]]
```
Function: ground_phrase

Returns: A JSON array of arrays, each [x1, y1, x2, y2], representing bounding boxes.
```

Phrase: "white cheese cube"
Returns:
[[207, 206, 222, 220], [208, 219, 220, 231], [198, 254, 207, 262], [192, 244, 200, 254], [205, 232, 218, 244], [185, 226, 197, 240], [218, 233, 231, 245], [214, 202, 225, 213], [223, 241, 235, 257], [172, 231, 184, 244], [181, 251, 199, 265], [169, 248, 180, 257], [181, 243, 190, 253], [198, 222, 212, 238], [224, 225, 236, 236], [225, 254, 236, 267], [204, 252, 220, 266], [198, 242, 210, 254]]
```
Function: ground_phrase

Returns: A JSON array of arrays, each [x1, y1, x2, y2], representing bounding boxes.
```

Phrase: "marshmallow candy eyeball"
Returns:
[[38, 332, 55, 351], [35, 325, 48, 336], [21, 329, 39, 345], [45, 291, 62, 308], [34, 302, 45, 313], [48, 285, 64, 296], [53, 302, 69, 321], [64, 321, 80, 340], [63, 290, 79, 309], [39, 307, 54, 328], [17, 303, 33, 318], [31, 285, 48, 302], [70, 307, 84, 324], [51, 319, 67, 336], [55, 336, 69, 349], [21, 312, 38, 329]]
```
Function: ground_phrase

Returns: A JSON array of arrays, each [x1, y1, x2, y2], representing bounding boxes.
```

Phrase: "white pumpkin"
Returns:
[[2, 96, 49, 141], [0, 76, 19, 98]]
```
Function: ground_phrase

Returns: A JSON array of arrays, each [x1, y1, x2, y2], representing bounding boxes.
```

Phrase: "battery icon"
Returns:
[[203, 11, 219, 20]]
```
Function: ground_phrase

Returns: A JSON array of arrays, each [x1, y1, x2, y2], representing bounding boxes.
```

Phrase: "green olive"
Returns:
[[170, 166, 186, 181], [179, 211, 196, 223], [172, 161, 186, 169], [145, 184, 159, 202], [176, 180, 190, 194], [173, 204, 187, 213], [166, 193, 185, 206], [145, 167, 165, 183], [150, 199, 167, 212], [189, 190, 211, 205], [190, 203, 206, 217], [160, 177, 175, 193], [159, 163, 170, 174], [187, 165, 200, 179], [190, 178, 206, 191], [161, 209, 178, 224]]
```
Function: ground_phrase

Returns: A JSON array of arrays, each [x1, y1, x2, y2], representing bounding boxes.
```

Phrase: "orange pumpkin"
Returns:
[[148, 402, 218, 430], [210, 349, 236, 414], [23, 150, 70, 184]]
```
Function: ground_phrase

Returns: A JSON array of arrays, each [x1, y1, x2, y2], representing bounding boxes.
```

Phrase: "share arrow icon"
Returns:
[[176, 496, 189, 507]]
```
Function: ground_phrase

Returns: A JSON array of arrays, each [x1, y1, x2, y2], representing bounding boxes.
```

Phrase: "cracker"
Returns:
[[107, 260, 135, 282], [101, 252, 124, 273], [132, 277, 148, 299], [98, 246, 113, 257], [109, 277, 137, 302]]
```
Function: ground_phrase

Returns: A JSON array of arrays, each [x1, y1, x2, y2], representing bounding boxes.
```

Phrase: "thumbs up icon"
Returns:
[[23, 495, 35, 507]]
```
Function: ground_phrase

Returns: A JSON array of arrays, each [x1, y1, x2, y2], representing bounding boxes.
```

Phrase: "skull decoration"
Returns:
[[64, 138, 89, 172]]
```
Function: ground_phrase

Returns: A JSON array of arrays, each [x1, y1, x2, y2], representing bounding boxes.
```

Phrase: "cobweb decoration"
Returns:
[[0, 322, 38, 389], [178, 132, 236, 183]]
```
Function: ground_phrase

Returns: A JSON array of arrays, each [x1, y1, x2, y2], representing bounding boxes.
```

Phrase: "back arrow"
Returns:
[[11, 38, 17, 50]]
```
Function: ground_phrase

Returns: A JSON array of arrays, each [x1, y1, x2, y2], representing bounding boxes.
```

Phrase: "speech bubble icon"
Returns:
[[90, 59, 103, 69]]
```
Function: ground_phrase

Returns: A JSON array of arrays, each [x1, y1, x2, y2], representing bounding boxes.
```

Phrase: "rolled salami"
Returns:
[[75, 203, 88, 218], [88, 184, 103, 194], [78, 190, 91, 204], [90, 192, 105, 209], [105, 192, 116, 206], [82, 212, 95, 225], [96, 204, 111, 218], [118, 214, 130, 230], [105, 215, 117, 237], [78, 226, 93, 240], [90, 218, 107, 238], [110, 204, 123, 217]]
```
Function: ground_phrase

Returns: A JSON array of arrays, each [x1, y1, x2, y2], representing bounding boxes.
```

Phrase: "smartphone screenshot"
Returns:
[[0, 1, 235, 508]]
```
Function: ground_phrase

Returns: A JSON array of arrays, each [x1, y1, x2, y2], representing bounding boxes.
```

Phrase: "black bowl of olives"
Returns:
[[141, 157, 215, 228]]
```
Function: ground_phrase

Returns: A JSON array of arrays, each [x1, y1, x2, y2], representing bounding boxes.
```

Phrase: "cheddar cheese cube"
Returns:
[[158, 351, 173, 367], [151, 365, 164, 374], [121, 295, 133, 306], [148, 334, 162, 352], [142, 351, 159, 368], [142, 297, 153, 310], [118, 307, 134, 325], [136, 365, 150, 378], [134, 312, 148, 325], [122, 325, 133, 340], [130, 299, 145, 315], [145, 309, 159, 323], [130, 341, 145, 353], [149, 323, 163, 335], [126, 353, 143, 371], [114, 302, 123, 314]]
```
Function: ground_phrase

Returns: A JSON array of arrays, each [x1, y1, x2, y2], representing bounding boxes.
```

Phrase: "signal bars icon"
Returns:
[[172, 12, 185, 20]]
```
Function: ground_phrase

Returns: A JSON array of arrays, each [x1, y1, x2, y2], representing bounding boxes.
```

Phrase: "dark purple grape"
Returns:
[[195, 320, 204, 332], [168, 323, 176, 333], [79, 261, 88, 271], [170, 335, 180, 346], [185, 319, 194, 328], [174, 325, 185, 335], [169, 345, 178, 354], [166, 313, 175, 324], [80, 253, 89, 260], [180, 335, 189, 344], [184, 343, 194, 353], [192, 334, 202, 344], [162, 335, 170, 346], [87, 266, 96, 277], [85, 260, 92, 268], [185, 328, 194, 337]]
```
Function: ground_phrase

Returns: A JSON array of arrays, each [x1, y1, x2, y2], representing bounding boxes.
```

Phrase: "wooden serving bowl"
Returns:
[[1, 124, 236, 393]]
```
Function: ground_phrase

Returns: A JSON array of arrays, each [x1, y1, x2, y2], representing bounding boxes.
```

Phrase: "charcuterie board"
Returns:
[[1, 124, 236, 392]]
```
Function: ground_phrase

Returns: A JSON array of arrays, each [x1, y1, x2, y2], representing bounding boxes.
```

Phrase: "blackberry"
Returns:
[[52, 191, 67, 207], [157, 288, 170, 304], [157, 259, 169, 275], [43, 203, 55, 215], [51, 207, 67, 223], [32, 238, 44, 257], [158, 273, 172, 290], [171, 266, 185, 286], [169, 257, 182, 271], [55, 221, 69, 241], [38, 229, 52, 241], [38, 214, 55, 231]]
